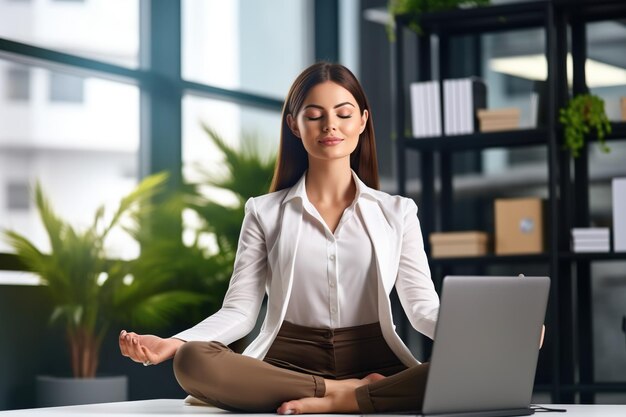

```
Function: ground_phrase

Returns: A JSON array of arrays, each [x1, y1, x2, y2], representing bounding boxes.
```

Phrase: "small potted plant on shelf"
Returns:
[[2, 173, 206, 407], [387, 0, 491, 38], [559, 93, 612, 158]]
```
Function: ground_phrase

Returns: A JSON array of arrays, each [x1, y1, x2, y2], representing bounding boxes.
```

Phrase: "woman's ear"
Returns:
[[360, 109, 369, 134], [286, 114, 301, 138]]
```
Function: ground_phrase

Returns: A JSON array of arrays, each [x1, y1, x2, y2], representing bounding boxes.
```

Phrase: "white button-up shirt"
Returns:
[[284, 173, 378, 328]]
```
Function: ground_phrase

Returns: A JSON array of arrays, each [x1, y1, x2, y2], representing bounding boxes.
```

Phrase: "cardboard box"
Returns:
[[613, 178, 626, 252], [621, 97, 626, 121], [477, 108, 520, 132], [430, 231, 489, 258], [495, 198, 544, 255], [430, 231, 488, 245]]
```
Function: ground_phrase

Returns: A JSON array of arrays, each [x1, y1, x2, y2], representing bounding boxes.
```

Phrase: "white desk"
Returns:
[[0, 399, 625, 416]]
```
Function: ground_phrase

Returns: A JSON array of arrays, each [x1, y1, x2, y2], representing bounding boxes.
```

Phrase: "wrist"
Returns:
[[169, 337, 186, 351]]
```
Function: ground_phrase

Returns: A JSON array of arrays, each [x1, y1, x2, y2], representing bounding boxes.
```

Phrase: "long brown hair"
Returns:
[[269, 62, 379, 192]]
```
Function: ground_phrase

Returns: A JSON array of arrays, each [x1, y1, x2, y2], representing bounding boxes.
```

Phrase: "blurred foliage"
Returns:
[[2, 126, 276, 377], [129, 125, 276, 324], [2, 173, 206, 377], [559, 93, 611, 158], [387, 0, 490, 40]]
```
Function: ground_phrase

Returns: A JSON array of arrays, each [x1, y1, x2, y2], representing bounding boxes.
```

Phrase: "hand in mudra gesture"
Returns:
[[119, 330, 184, 366]]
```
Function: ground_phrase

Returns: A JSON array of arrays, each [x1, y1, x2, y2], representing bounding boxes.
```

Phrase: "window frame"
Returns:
[[0, 0, 296, 276]]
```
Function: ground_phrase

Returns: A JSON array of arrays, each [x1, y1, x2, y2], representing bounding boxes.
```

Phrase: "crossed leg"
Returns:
[[173, 340, 428, 414]]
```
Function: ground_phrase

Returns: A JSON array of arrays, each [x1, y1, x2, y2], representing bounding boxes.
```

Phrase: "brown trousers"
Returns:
[[173, 321, 429, 413]]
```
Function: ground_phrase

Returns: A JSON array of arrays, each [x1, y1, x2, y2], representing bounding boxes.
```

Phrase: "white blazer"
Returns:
[[173, 172, 440, 367]]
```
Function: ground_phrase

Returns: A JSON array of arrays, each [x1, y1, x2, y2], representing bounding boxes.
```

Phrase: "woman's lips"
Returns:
[[319, 136, 343, 146]]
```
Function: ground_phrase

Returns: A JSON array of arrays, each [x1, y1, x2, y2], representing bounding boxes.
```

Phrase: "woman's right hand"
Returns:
[[119, 330, 185, 365]]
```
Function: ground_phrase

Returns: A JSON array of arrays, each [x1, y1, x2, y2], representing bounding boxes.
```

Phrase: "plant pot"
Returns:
[[36, 375, 128, 407]]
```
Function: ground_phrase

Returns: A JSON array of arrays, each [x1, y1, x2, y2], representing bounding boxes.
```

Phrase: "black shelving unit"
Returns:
[[392, 0, 626, 404], [555, 0, 626, 404]]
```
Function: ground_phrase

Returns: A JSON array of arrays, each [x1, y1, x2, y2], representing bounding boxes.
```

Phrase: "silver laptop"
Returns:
[[420, 275, 550, 417]]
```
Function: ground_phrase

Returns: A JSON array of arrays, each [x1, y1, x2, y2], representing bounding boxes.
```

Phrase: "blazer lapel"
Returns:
[[358, 198, 393, 294], [277, 199, 304, 305]]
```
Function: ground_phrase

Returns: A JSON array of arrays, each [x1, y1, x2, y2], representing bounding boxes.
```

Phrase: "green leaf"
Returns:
[[121, 291, 208, 330], [559, 93, 612, 158]]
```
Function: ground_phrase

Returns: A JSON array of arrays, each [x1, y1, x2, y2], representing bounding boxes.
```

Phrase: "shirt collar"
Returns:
[[282, 170, 377, 205]]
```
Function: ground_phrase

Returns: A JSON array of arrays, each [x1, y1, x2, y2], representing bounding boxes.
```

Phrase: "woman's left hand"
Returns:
[[539, 325, 545, 349]]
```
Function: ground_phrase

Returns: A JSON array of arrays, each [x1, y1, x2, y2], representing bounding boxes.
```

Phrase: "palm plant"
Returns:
[[189, 125, 276, 255], [2, 173, 206, 378], [129, 126, 276, 320]]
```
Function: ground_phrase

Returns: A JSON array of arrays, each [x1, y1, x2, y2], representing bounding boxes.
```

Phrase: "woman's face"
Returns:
[[287, 81, 368, 164]]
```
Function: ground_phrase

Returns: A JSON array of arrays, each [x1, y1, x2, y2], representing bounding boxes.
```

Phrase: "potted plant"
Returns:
[[2, 173, 206, 406], [387, 0, 490, 39], [559, 93, 612, 158], [129, 126, 276, 336]]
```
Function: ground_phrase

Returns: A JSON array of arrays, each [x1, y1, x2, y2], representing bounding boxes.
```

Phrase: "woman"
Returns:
[[119, 62, 439, 414]]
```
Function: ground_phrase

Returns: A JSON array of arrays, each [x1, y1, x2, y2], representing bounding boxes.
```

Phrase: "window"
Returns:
[[0, 1, 313, 282], [182, 0, 313, 99], [49, 72, 84, 103], [182, 94, 280, 186], [0, 0, 139, 68], [5, 66, 31, 101], [0, 58, 139, 258]]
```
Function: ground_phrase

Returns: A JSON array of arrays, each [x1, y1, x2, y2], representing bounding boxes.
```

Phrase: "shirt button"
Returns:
[[331, 307, 337, 314], [329, 254, 336, 261], [329, 281, 335, 288]]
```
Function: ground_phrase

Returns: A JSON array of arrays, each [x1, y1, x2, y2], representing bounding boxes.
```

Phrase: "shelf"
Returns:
[[559, 252, 626, 262], [606, 122, 626, 141], [396, 1, 548, 36], [537, 382, 626, 393], [402, 128, 548, 152], [430, 253, 549, 267], [558, 382, 626, 393], [401, 122, 625, 153], [578, 122, 626, 144], [555, 0, 626, 24]]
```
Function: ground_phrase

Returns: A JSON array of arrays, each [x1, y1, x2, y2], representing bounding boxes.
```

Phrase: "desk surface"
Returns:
[[1, 399, 625, 416]]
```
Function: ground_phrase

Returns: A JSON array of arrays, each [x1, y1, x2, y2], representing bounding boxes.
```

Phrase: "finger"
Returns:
[[119, 330, 130, 357], [123, 333, 139, 359], [129, 336, 143, 361], [124, 333, 143, 362], [142, 346, 159, 365], [120, 334, 132, 357], [131, 336, 149, 363]]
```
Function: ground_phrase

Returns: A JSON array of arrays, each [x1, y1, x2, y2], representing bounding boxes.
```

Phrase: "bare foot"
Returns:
[[364, 373, 386, 383], [276, 374, 386, 415]]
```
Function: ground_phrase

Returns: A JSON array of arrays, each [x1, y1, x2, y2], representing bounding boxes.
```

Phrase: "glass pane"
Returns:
[[586, 21, 626, 122], [182, 94, 280, 188], [482, 28, 547, 173], [0, 58, 140, 264], [483, 28, 546, 129], [0, 0, 139, 68], [182, 0, 313, 99]]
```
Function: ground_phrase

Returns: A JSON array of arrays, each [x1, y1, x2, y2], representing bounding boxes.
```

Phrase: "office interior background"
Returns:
[[0, 0, 625, 411]]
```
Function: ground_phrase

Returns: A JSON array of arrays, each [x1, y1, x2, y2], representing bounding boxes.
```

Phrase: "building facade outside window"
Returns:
[[0, 0, 314, 285]]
